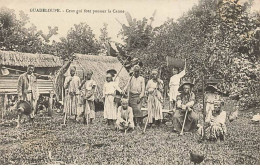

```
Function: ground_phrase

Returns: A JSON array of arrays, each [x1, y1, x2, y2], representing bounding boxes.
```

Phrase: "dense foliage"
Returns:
[[0, 0, 259, 109], [118, 0, 260, 109]]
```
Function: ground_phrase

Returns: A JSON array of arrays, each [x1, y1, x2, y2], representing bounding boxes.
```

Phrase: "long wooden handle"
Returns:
[[180, 109, 188, 135]]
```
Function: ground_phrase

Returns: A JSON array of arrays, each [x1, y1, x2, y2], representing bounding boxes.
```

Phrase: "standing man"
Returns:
[[172, 80, 198, 133], [63, 66, 81, 124], [124, 65, 145, 128], [17, 65, 49, 125], [79, 70, 97, 124]]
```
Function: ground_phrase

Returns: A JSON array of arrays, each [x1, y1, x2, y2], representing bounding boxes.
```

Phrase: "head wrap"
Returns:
[[133, 65, 140, 72], [106, 73, 112, 78], [70, 66, 76, 71], [151, 69, 158, 75], [214, 100, 224, 106], [85, 69, 93, 75], [121, 98, 129, 104], [28, 64, 35, 68]]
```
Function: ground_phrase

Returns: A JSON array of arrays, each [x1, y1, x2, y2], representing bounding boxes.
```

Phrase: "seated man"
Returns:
[[116, 98, 134, 131], [172, 81, 198, 132], [203, 100, 227, 142]]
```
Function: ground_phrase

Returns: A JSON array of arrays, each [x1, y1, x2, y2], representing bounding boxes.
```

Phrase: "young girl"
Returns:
[[103, 73, 122, 126], [169, 60, 186, 109]]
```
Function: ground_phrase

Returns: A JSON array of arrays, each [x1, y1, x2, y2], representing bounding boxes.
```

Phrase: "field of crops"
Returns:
[[0, 108, 259, 165]]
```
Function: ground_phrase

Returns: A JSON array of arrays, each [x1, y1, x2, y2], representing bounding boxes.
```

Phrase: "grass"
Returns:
[[0, 107, 259, 165]]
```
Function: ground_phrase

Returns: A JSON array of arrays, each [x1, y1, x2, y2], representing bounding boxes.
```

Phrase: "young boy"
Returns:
[[103, 73, 122, 127], [116, 98, 134, 131], [79, 70, 96, 124]]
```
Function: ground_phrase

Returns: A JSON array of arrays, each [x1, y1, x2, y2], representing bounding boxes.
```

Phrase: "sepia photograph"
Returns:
[[0, 0, 259, 165]]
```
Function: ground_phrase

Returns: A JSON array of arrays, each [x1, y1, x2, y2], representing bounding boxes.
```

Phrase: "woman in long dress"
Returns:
[[146, 69, 164, 126], [103, 73, 122, 126], [169, 60, 186, 109], [63, 66, 81, 124]]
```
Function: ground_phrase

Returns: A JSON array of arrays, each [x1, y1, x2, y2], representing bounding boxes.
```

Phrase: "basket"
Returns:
[[167, 57, 185, 69]]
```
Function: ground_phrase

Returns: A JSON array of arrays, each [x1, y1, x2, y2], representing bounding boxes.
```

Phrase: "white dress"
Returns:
[[103, 81, 122, 120], [169, 69, 185, 102]]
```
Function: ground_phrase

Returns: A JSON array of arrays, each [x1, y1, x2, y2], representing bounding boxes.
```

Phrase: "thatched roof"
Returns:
[[0, 50, 62, 67], [65, 54, 130, 99]]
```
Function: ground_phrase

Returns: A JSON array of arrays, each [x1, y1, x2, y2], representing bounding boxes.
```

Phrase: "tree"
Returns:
[[64, 22, 100, 55], [99, 23, 117, 56], [118, 0, 260, 109], [118, 11, 156, 52], [0, 7, 58, 54]]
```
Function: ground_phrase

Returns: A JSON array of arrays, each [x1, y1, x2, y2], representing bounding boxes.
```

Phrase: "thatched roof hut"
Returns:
[[0, 50, 130, 100], [0, 50, 62, 95], [65, 54, 130, 99], [0, 50, 62, 68]]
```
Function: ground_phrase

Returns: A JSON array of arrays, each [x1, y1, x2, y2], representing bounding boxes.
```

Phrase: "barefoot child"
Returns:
[[103, 73, 122, 127]]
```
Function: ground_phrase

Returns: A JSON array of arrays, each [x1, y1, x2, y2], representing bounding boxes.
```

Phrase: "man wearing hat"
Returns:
[[79, 69, 97, 124], [116, 98, 134, 131], [124, 65, 145, 128], [17, 64, 50, 119], [63, 66, 81, 124], [172, 80, 198, 132]]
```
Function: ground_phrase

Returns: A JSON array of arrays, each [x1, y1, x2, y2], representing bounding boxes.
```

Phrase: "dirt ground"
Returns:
[[0, 107, 259, 165]]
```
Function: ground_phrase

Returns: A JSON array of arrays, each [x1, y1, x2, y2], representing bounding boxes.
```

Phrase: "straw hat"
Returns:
[[178, 80, 194, 92]]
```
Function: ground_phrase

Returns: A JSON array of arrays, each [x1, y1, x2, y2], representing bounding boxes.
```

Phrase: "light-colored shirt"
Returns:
[[169, 69, 185, 87], [83, 79, 97, 101], [205, 92, 220, 104], [211, 111, 226, 125], [27, 74, 33, 91], [146, 79, 164, 93], [126, 76, 145, 97], [117, 106, 134, 122], [64, 75, 81, 95], [103, 81, 122, 97], [113, 75, 120, 86]]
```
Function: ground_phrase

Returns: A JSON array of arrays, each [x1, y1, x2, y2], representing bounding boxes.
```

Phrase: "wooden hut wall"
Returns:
[[0, 75, 55, 95]]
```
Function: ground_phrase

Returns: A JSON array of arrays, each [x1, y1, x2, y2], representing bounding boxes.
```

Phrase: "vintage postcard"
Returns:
[[0, 0, 259, 165]]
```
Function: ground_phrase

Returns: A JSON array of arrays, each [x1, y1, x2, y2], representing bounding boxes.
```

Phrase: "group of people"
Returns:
[[17, 62, 228, 142]]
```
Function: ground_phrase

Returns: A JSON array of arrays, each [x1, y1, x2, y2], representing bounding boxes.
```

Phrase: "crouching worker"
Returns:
[[116, 98, 134, 131], [172, 81, 198, 133], [201, 100, 227, 142]]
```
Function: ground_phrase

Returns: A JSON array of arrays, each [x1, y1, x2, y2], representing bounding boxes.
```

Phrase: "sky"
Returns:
[[1, 0, 260, 44]]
